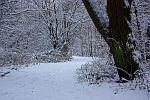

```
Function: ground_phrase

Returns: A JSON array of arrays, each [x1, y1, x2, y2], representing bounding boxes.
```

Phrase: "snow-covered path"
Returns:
[[0, 56, 148, 100]]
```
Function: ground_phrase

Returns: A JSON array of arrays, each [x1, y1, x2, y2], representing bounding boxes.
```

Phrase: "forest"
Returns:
[[0, 0, 150, 100]]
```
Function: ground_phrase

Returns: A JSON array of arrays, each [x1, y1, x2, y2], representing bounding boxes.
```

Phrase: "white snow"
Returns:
[[132, 50, 142, 64], [0, 56, 148, 100], [88, 0, 107, 27], [124, 0, 130, 8]]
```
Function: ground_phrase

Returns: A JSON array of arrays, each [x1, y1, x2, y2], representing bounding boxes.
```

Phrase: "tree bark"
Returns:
[[82, 0, 139, 81]]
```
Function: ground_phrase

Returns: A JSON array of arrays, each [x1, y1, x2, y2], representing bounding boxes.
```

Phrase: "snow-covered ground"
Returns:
[[0, 56, 148, 100]]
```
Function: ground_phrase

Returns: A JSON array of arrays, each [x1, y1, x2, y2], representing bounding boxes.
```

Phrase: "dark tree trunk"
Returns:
[[82, 0, 139, 81], [107, 0, 138, 80]]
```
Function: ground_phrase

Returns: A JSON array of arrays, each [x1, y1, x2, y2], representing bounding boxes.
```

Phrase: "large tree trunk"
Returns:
[[107, 0, 139, 80], [82, 0, 139, 81]]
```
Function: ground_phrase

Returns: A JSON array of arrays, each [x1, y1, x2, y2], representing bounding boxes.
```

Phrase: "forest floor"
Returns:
[[0, 56, 148, 100]]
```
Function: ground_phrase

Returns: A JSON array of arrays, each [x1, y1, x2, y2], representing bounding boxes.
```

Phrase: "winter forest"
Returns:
[[0, 0, 150, 100]]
